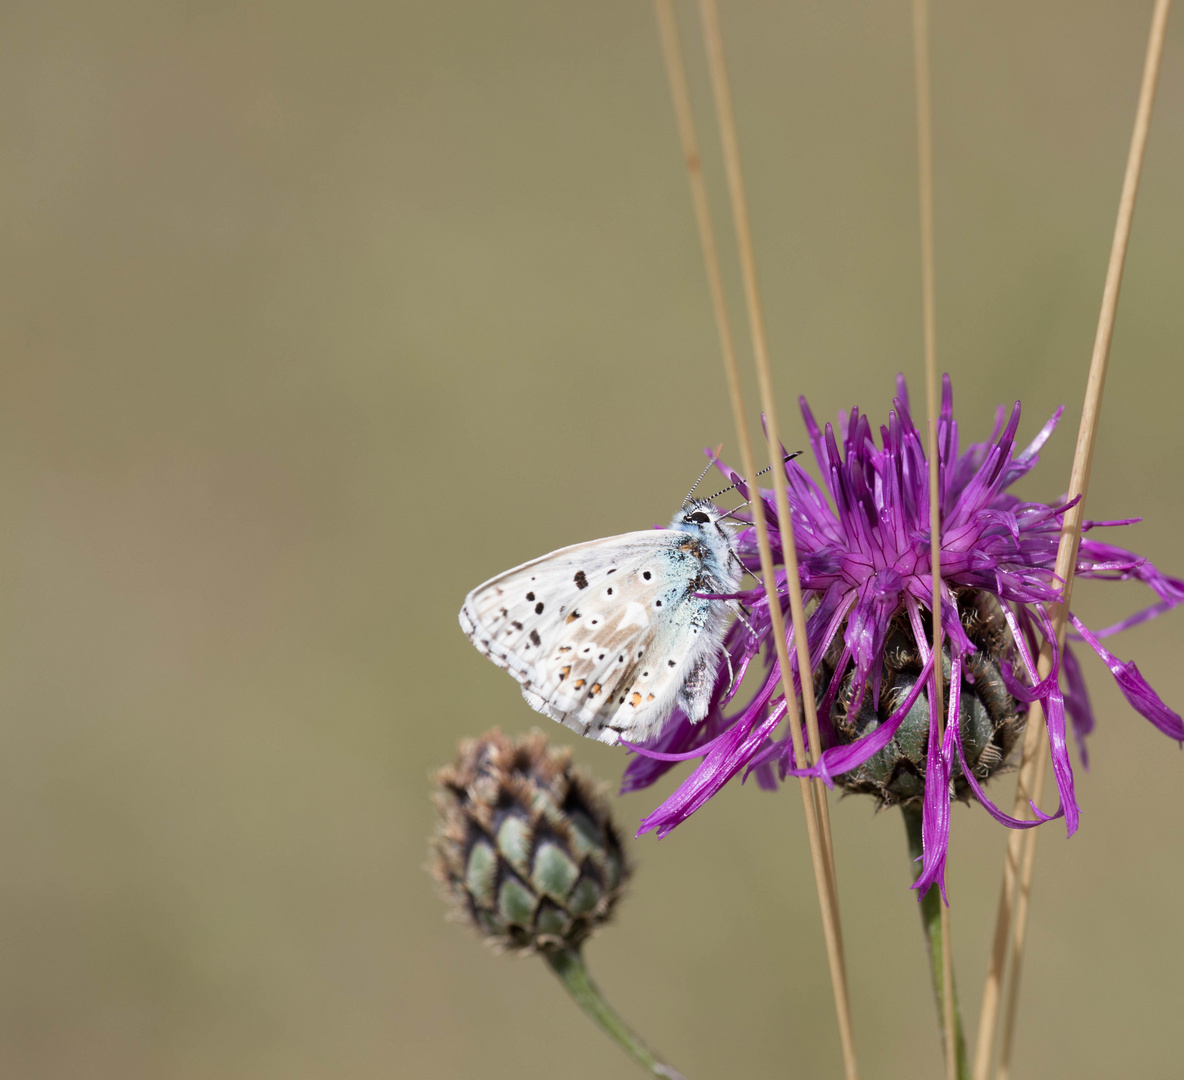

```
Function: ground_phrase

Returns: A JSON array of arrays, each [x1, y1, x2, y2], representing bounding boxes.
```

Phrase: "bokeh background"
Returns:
[[1, 1, 1181, 1077]]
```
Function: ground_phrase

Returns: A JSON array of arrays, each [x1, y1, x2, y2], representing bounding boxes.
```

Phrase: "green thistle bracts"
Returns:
[[430, 730, 629, 953], [820, 589, 1025, 808]]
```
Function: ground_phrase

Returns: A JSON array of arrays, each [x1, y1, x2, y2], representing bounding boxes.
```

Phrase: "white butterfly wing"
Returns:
[[460, 530, 730, 745]]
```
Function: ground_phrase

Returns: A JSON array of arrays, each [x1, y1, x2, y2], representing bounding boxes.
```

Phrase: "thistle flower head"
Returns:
[[430, 729, 629, 953], [625, 376, 1184, 899]]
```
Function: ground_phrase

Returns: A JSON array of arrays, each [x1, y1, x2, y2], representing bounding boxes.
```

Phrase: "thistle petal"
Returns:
[[1060, 641, 1094, 768], [1069, 614, 1184, 741]]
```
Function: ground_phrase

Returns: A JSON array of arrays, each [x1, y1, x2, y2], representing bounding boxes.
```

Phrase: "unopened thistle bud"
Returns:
[[820, 589, 1025, 808], [429, 729, 629, 954], [429, 730, 683, 1077]]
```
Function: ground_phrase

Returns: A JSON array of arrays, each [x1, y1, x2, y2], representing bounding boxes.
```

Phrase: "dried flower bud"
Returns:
[[429, 729, 629, 954], [820, 589, 1025, 808]]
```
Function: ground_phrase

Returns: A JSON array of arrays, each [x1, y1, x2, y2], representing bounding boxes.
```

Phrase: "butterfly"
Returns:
[[458, 496, 747, 746]]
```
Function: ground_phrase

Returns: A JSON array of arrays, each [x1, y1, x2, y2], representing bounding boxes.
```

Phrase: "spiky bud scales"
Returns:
[[429, 729, 629, 954], [821, 589, 1025, 808]]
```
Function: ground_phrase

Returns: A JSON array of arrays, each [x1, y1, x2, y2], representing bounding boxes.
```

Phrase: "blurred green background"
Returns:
[[1, 1, 1181, 1077]]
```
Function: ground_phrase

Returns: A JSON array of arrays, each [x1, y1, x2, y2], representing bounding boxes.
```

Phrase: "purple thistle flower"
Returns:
[[624, 375, 1184, 900]]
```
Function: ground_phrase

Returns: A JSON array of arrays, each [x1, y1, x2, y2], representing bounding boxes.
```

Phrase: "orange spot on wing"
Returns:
[[646, 693, 655, 702], [630, 692, 642, 707], [573, 679, 585, 690], [559, 666, 571, 681], [590, 683, 601, 695]]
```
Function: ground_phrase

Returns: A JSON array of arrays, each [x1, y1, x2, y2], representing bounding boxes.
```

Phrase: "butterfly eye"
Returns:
[[687, 511, 710, 524]]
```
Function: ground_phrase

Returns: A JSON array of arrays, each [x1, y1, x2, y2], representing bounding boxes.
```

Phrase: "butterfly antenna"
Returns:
[[682, 445, 724, 507], [705, 451, 802, 501]]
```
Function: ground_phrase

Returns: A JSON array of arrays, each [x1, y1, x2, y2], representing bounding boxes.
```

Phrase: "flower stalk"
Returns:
[[903, 805, 968, 1080], [545, 947, 687, 1080]]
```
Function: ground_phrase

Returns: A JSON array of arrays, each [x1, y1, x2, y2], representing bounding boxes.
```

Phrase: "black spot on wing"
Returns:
[[535, 601, 544, 614], [643, 571, 651, 580], [574, 570, 588, 590], [526, 591, 535, 601], [530, 629, 542, 647]]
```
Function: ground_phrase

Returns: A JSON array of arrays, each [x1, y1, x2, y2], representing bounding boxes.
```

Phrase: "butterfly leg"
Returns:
[[728, 600, 757, 639]]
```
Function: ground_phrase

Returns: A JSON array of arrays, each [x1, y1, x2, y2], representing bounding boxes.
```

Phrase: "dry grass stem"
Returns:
[[695, 0, 845, 945], [973, 802, 1023, 1078], [975, 2, 1173, 1077], [993, 783, 1043, 1080], [911, 2, 957, 1076], [653, 3, 858, 1076]]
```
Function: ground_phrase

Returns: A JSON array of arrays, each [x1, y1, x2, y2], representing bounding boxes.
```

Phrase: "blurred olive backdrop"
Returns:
[[1, 2, 1182, 1078]]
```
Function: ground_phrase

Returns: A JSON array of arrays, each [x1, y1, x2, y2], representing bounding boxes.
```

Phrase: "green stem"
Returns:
[[902, 805, 968, 1079], [544, 946, 687, 1080]]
